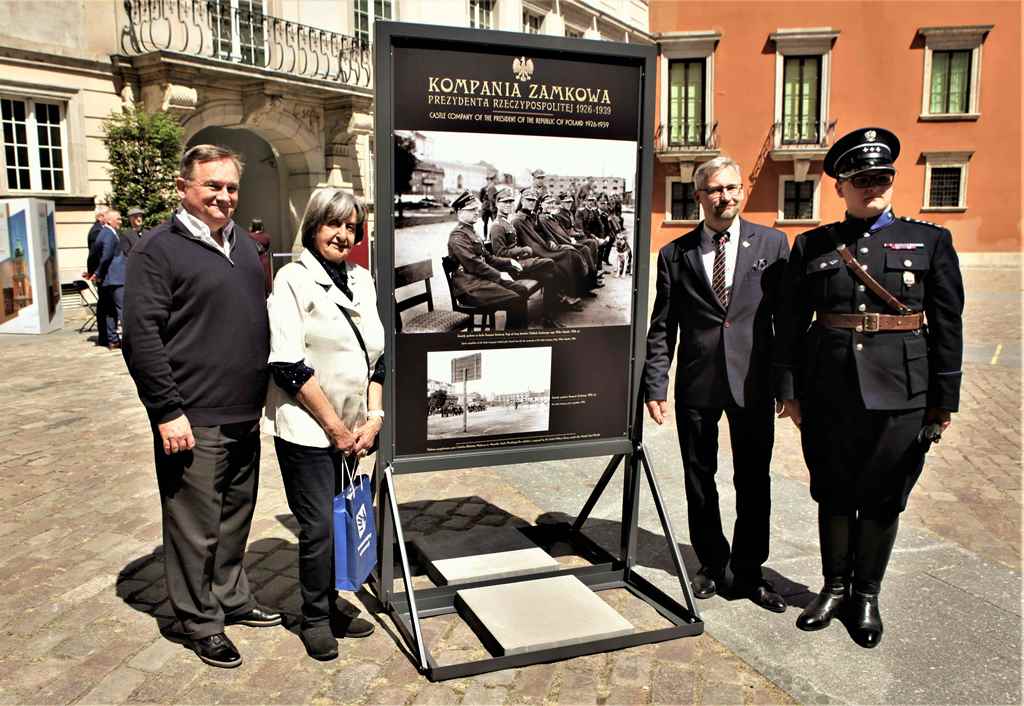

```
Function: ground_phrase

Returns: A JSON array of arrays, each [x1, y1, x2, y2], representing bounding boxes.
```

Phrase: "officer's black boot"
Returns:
[[848, 512, 899, 649], [796, 576, 848, 631], [797, 507, 851, 631]]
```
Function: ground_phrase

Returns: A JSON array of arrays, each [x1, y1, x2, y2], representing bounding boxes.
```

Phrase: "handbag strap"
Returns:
[[296, 260, 372, 376], [827, 226, 913, 314]]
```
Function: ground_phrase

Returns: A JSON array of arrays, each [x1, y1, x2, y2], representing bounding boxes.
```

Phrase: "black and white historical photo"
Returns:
[[393, 130, 637, 333], [426, 348, 552, 440]]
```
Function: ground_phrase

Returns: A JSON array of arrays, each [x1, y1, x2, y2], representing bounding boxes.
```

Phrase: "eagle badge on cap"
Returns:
[[513, 57, 534, 82], [865, 129, 877, 141]]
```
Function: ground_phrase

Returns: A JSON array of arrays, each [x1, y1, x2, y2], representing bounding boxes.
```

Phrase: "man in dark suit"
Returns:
[[643, 156, 789, 613]]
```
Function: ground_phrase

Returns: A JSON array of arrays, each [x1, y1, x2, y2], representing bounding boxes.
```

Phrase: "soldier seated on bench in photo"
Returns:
[[488, 186, 565, 328], [511, 188, 589, 311], [556, 193, 602, 275], [539, 194, 603, 294], [447, 190, 532, 330]]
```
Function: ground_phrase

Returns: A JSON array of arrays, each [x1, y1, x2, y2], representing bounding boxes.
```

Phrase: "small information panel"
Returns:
[[376, 22, 654, 468]]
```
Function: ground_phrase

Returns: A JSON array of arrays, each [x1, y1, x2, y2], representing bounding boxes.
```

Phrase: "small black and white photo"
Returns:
[[426, 347, 552, 441], [394, 130, 636, 334]]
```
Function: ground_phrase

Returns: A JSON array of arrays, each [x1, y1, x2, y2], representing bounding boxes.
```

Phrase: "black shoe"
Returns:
[[691, 567, 720, 599], [796, 577, 848, 631], [190, 633, 242, 668], [301, 624, 339, 661], [225, 604, 282, 628], [847, 590, 883, 648], [331, 611, 375, 639], [744, 579, 787, 613]]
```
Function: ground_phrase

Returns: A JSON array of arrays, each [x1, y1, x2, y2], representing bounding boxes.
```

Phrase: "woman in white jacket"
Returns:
[[262, 188, 385, 661]]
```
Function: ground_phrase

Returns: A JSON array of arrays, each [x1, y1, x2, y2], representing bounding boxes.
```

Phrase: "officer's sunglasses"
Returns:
[[848, 173, 894, 189]]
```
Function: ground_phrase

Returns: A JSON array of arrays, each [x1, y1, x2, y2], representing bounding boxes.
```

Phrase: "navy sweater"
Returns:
[[122, 217, 270, 426]]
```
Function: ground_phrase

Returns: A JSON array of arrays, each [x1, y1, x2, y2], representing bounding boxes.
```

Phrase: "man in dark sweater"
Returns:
[[122, 144, 279, 669]]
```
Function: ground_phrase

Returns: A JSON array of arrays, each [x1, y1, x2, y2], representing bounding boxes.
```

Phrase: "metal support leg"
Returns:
[[637, 443, 700, 619], [572, 454, 625, 532], [619, 450, 641, 568], [383, 464, 429, 671], [374, 456, 395, 609]]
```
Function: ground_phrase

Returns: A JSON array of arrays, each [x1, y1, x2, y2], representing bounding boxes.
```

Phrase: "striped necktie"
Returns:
[[712, 230, 730, 308]]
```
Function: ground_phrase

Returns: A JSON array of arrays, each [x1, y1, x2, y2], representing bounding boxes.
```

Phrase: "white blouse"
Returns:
[[261, 248, 385, 448]]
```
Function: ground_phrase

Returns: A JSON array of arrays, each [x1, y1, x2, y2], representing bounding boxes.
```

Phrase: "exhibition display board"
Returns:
[[373, 22, 701, 680], [0, 199, 62, 334]]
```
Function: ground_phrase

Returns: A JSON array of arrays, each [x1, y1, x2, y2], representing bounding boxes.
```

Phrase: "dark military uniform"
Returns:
[[488, 216, 560, 317], [510, 209, 587, 298], [447, 222, 528, 329], [775, 126, 965, 649], [775, 210, 965, 509], [539, 213, 596, 275]]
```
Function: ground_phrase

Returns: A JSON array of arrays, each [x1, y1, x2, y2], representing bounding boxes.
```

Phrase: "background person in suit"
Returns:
[[93, 209, 125, 349], [774, 128, 964, 648], [643, 156, 790, 613]]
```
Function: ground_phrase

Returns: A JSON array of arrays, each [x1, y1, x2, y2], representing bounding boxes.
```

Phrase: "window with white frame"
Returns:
[[919, 25, 991, 119], [354, 0, 393, 45], [667, 59, 705, 146], [777, 176, 820, 223], [665, 178, 700, 223], [469, 0, 494, 29], [770, 28, 837, 148], [922, 151, 972, 211], [211, 0, 267, 65], [1, 96, 68, 192], [523, 9, 543, 34], [658, 32, 718, 150]]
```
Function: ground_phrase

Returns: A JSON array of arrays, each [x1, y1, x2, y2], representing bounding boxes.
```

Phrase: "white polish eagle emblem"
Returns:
[[513, 56, 534, 81]]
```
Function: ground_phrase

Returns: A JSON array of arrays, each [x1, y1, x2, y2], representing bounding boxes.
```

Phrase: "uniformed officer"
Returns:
[[511, 188, 587, 307], [774, 127, 964, 648], [447, 190, 530, 329], [488, 186, 563, 327]]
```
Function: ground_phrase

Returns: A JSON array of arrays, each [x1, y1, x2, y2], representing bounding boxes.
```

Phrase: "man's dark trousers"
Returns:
[[154, 421, 260, 640], [98, 284, 123, 345], [676, 398, 774, 583]]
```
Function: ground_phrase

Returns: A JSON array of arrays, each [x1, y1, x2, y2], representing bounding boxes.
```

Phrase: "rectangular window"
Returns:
[[523, 10, 543, 34], [566, 27, 583, 39], [781, 55, 821, 144], [928, 167, 962, 208], [211, 0, 266, 64], [783, 180, 814, 220], [354, 0, 390, 45], [2, 96, 67, 193], [929, 50, 971, 114], [470, 0, 494, 29], [670, 181, 699, 221], [667, 59, 705, 146]]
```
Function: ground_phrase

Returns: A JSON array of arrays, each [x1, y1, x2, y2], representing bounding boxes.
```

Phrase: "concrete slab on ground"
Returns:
[[430, 547, 561, 585], [455, 574, 635, 655]]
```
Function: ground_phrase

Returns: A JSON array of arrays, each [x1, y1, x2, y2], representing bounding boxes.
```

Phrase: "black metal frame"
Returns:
[[371, 21, 701, 681]]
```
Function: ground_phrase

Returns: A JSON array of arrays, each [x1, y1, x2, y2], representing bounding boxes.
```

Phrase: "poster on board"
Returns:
[[385, 34, 648, 459], [0, 198, 62, 333]]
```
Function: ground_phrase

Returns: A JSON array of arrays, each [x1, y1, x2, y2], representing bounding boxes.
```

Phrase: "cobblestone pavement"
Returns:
[[0, 265, 1017, 705]]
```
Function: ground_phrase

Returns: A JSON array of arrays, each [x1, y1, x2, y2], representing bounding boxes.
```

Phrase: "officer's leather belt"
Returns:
[[816, 311, 924, 333]]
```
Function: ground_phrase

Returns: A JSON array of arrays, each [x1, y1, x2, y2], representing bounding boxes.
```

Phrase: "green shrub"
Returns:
[[102, 107, 183, 228]]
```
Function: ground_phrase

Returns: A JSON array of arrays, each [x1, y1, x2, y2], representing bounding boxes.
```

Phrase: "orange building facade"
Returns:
[[648, 1, 1021, 259]]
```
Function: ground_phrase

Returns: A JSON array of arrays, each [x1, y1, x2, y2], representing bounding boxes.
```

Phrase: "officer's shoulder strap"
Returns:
[[899, 216, 944, 230]]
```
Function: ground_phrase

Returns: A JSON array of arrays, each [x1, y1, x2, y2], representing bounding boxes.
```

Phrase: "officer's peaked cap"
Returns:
[[531, 169, 546, 178], [451, 190, 480, 211], [521, 187, 539, 199], [824, 127, 900, 179], [495, 186, 515, 201]]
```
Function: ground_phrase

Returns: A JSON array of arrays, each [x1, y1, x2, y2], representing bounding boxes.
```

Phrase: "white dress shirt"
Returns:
[[700, 217, 741, 291], [175, 208, 234, 260], [261, 248, 385, 448]]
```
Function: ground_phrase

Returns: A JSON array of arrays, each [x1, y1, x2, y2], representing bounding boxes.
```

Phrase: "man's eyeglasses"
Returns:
[[699, 184, 743, 198], [848, 173, 894, 189]]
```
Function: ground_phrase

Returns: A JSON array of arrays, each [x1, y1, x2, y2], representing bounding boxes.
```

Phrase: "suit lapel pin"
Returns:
[[742, 240, 751, 248]]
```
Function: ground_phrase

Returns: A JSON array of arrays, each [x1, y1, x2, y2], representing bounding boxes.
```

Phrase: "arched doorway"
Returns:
[[187, 126, 289, 255]]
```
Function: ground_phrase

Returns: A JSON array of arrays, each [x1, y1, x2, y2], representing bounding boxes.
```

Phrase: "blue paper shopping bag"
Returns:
[[333, 462, 378, 591]]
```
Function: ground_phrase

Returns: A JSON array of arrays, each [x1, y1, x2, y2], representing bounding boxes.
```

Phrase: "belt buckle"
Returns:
[[863, 313, 880, 333]]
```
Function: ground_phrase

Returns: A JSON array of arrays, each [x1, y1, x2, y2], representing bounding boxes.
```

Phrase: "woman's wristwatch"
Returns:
[[367, 409, 385, 419]]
